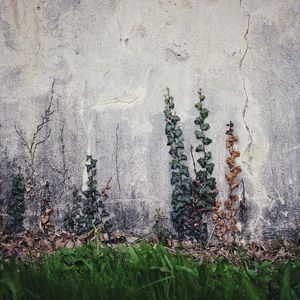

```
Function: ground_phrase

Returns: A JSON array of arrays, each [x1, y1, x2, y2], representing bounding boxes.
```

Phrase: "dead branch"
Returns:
[[14, 78, 56, 201]]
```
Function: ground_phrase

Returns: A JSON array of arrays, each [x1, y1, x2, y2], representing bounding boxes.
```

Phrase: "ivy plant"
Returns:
[[64, 187, 86, 234], [191, 89, 218, 239], [163, 88, 217, 243], [164, 89, 194, 240], [64, 155, 112, 235], [4, 167, 26, 234], [194, 90, 217, 211]]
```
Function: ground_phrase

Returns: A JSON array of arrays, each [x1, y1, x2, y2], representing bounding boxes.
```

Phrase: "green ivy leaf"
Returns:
[[164, 109, 172, 118], [175, 202, 185, 211], [200, 123, 210, 131], [197, 158, 207, 168], [170, 160, 179, 169], [171, 115, 180, 123], [196, 170, 208, 181], [195, 186, 208, 195], [180, 166, 190, 178], [176, 141, 184, 149], [205, 151, 212, 160], [200, 108, 209, 118], [170, 211, 177, 221], [181, 179, 191, 191], [194, 116, 203, 125], [91, 159, 97, 168], [172, 186, 183, 196], [195, 145, 204, 152], [174, 129, 182, 137], [169, 148, 178, 158], [194, 102, 202, 110], [205, 178, 216, 189], [199, 95, 206, 101], [205, 163, 214, 174], [178, 154, 188, 161], [167, 135, 174, 146], [181, 195, 192, 204], [169, 102, 175, 109], [165, 122, 174, 134], [194, 130, 205, 139], [171, 172, 181, 185], [202, 137, 212, 145]]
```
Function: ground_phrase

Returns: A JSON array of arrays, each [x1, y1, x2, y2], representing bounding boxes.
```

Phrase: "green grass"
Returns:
[[0, 243, 299, 300]]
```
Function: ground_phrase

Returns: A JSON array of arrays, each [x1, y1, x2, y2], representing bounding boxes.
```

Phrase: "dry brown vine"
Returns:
[[213, 121, 242, 242]]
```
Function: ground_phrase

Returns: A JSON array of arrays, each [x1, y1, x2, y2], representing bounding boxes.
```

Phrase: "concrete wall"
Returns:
[[0, 0, 299, 240]]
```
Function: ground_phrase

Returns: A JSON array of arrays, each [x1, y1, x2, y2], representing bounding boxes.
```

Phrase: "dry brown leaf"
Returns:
[[230, 150, 240, 159]]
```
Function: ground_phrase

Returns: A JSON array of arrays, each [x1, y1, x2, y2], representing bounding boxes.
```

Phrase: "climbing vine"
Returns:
[[64, 155, 113, 236], [191, 89, 218, 241], [213, 121, 242, 242], [164, 88, 217, 243], [64, 187, 85, 234]]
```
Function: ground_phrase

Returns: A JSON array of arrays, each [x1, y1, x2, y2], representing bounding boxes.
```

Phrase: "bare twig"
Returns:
[[14, 78, 56, 200], [101, 177, 113, 198], [240, 179, 246, 222], [206, 224, 216, 248], [190, 145, 197, 175]]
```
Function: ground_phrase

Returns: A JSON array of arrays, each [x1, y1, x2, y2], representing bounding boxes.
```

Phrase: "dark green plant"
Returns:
[[164, 88, 217, 243], [4, 167, 26, 234], [64, 155, 112, 235], [64, 187, 85, 234], [152, 208, 174, 244], [82, 156, 112, 234], [164, 89, 193, 239], [191, 89, 218, 239]]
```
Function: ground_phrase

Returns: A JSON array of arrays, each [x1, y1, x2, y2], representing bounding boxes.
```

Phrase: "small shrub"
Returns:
[[4, 167, 26, 234], [64, 155, 112, 235]]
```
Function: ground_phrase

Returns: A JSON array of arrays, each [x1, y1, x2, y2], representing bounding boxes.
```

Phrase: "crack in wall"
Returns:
[[79, 94, 141, 112], [239, 14, 250, 71], [115, 123, 121, 194], [117, 0, 122, 42], [242, 80, 254, 175], [240, 14, 253, 175], [99, 95, 140, 107]]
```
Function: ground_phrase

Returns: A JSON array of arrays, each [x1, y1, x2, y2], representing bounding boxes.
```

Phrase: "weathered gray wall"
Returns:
[[0, 0, 299, 240]]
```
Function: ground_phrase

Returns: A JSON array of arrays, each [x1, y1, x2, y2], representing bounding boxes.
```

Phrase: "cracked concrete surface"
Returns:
[[0, 0, 299, 240]]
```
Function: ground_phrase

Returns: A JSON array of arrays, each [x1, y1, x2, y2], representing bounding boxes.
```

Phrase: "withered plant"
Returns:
[[213, 121, 242, 242], [14, 78, 55, 202], [39, 181, 54, 234]]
